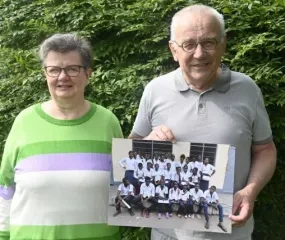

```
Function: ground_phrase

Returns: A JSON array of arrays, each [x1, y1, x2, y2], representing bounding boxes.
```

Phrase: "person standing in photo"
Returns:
[[200, 157, 216, 191], [119, 151, 136, 185]]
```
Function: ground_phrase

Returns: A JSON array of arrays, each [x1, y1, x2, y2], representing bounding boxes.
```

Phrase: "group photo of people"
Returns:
[[108, 139, 235, 233]]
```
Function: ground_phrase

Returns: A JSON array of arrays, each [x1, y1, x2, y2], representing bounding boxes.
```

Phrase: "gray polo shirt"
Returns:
[[131, 65, 272, 240]]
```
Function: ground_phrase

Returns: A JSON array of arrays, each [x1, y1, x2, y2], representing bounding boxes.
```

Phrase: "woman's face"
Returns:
[[44, 51, 91, 101]]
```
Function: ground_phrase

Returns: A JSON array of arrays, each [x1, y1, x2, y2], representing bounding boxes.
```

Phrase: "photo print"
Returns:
[[108, 139, 235, 234]]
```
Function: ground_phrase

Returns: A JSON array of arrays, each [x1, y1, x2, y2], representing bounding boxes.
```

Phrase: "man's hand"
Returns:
[[229, 188, 255, 227], [143, 125, 176, 142]]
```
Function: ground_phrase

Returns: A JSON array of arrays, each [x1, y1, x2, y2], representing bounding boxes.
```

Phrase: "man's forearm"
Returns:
[[245, 142, 276, 201]]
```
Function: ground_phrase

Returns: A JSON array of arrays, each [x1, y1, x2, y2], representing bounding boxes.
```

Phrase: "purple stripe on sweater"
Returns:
[[0, 185, 15, 200], [15, 153, 111, 173]]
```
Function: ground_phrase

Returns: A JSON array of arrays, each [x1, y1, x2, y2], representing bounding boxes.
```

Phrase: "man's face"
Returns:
[[173, 182, 178, 189], [129, 152, 134, 158], [177, 167, 181, 173], [167, 163, 171, 169], [146, 153, 150, 159], [171, 154, 175, 161], [169, 13, 226, 86], [210, 187, 216, 193], [124, 179, 130, 186], [134, 151, 137, 157], [155, 164, 159, 170], [204, 158, 209, 164], [183, 166, 188, 172], [160, 180, 165, 187], [195, 183, 199, 190], [146, 179, 151, 186], [147, 162, 151, 169]]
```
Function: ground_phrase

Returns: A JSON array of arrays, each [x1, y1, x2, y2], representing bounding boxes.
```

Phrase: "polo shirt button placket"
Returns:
[[198, 96, 206, 115]]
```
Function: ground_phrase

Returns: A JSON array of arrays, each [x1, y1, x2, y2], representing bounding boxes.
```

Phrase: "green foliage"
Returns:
[[0, 0, 284, 239]]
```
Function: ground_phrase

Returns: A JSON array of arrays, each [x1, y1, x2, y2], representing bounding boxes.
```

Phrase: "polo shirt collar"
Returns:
[[174, 63, 231, 93]]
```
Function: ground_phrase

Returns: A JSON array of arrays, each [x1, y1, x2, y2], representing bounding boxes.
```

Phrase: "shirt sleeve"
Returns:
[[252, 90, 272, 144], [0, 115, 22, 240], [130, 84, 152, 137], [119, 158, 126, 168]]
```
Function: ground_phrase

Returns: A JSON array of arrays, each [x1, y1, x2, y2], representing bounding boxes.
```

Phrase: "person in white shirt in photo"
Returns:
[[168, 181, 180, 217], [178, 184, 190, 218], [189, 183, 204, 219], [181, 164, 191, 187], [194, 154, 203, 173], [178, 154, 186, 168], [119, 150, 136, 185], [138, 176, 156, 218], [203, 186, 227, 232], [113, 178, 135, 217], [153, 153, 159, 165], [144, 161, 155, 178], [186, 156, 195, 173], [158, 156, 166, 171], [134, 162, 145, 194], [155, 179, 169, 219], [189, 167, 201, 189], [172, 166, 182, 188], [153, 163, 164, 186], [163, 162, 173, 188], [200, 157, 216, 191]]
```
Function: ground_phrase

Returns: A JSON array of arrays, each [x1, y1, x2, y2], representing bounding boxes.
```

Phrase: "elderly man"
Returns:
[[129, 4, 276, 240]]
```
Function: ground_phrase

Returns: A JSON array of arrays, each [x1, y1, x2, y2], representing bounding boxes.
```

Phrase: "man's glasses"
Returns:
[[173, 38, 220, 53], [44, 65, 86, 77]]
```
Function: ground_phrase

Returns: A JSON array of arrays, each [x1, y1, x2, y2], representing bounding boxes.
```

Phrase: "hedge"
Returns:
[[0, 0, 284, 239]]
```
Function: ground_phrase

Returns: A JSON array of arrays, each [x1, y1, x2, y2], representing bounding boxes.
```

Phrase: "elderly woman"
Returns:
[[0, 34, 122, 240]]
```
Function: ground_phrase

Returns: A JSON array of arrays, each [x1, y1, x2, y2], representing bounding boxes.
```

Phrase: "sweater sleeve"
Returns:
[[0, 115, 21, 240]]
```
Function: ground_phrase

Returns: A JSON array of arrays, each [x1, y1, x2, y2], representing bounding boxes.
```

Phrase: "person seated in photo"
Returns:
[[163, 162, 173, 188], [172, 166, 182, 188], [178, 184, 190, 218], [189, 167, 201, 189], [119, 151, 136, 185], [155, 179, 170, 219], [189, 183, 204, 219], [137, 176, 156, 218], [153, 163, 163, 186], [203, 186, 227, 232], [168, 181, 181, 217], [134, 163, 145, 194], [181, 164, 191, 188], [113, 178, 135, 217], [194, 154, 203, 173], [200, 157, 216, 192], [178, 154, 186, 168]]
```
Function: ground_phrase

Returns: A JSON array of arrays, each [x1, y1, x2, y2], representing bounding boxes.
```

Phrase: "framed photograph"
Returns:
[[108, 139, 235, 234]]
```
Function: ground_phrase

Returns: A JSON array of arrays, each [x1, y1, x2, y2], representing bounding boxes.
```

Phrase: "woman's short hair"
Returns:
[[39, 33, 93, 68]]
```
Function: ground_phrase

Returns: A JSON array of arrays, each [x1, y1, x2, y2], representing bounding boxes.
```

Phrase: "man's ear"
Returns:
[[169, 41, 178, 62]]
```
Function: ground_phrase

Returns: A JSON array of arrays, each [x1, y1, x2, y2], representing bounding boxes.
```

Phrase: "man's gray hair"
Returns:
[[39, 33, 93, 68], [170, 4, 226, 41]]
